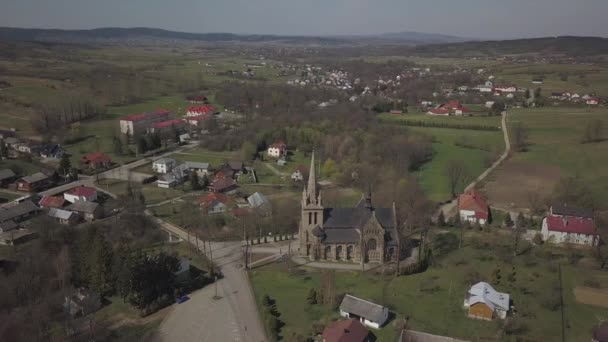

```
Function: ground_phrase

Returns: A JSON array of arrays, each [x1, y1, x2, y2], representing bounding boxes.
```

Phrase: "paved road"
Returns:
[[148, 212, 267, 342], [437, 111, 511, 218]]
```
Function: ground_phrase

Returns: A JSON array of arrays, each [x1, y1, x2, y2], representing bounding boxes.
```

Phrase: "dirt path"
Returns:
[[437, 111, 511, 218]]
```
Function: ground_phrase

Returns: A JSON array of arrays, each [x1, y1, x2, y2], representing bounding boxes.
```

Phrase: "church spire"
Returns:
[[307, 150, 317, 201]]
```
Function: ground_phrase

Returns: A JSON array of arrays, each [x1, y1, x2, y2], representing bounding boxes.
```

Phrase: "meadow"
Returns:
[[250, 230, 608, 342]]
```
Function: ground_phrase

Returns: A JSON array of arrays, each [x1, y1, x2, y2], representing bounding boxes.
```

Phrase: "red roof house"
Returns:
[[541, 214, 598, 246], [64, 186, 98, 203], [427, 108, 450, 116], [458, 190, 489, 224], [80, 152, 112, 170], [119, 109, 170, 122], [209, 178, 237, 193], [444, 100, 462, 110], [38, 195, 66, 209], [322, 319, 369, 342], [151, 119, 185, 129], [198, 193, 231, 208], [187, 105, 216, 116]]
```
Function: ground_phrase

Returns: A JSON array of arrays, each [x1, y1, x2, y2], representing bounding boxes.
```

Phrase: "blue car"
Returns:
[[176, 295, 190, 304]]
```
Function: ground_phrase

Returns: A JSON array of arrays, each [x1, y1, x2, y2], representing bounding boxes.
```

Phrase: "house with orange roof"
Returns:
[[458, 189, 489, 224]]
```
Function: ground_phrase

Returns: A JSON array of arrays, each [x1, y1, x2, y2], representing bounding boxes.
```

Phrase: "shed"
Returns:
[[339, 294, 389, 329]]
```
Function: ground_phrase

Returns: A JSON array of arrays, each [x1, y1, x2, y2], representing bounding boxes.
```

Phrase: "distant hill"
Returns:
[[0, 27, 349, 46], [411, 36, 608, 56], [361, 31, 471, 44]]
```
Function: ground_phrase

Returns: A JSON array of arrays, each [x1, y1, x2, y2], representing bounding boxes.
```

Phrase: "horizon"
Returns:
[[2, 0, 608, 40]]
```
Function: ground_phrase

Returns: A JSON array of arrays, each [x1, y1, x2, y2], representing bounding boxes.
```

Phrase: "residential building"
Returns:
[[157, 173, 184, 188], [322, 319, 369, 342], [183, 161, 211, 176], [64, 288, 102, 317], [427, 108, 450, 116], [17, 172, 49, 192], [463, 282, 510, 320], [247, 192, 271, 215], [541, 215, 598, 246], [64, 186, 98, 203], [225, 161, 244, 174], [47, 208, 80, 225], [291, 169, 304, 182], [38, 195, 66, 209], [0, 220, 18, 233], [147, 119, 186, 136], [119, 110, 170, 136], [185, 95, 208, 104], [458, 189, 489, 225], [186, 105, 216, 117], [267, 141, 287, 158], [39, 144, 66, 159], [186, 114, 211, 128], [494, 85, 517, 93], [0, 169, 16, 187], [532, 78, 544, 84], [198, 193, 231, 214], [80, 152, 112, 170], [0, 229, 37, 246], [209, 178, 237, 193], [299, 153, 400, 264], [67, 201, 103, 221], [0, 200, 40, 224], [152, 158, 177, 174], [587, 98, 600, 105], [339, 294, 389, 329]]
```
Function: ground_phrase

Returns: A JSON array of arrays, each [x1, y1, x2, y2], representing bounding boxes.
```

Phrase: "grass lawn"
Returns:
[[379, 112, 502, 129], [0, 158, 42, 176], [95, 178, 191, 204], [506, 106, 608, 206], [169, 147, 236, 168], [250, 231, 608, 341], [407, 127, 504, 202], [106, 95, 191, 118], [255, 161, 287, 185]]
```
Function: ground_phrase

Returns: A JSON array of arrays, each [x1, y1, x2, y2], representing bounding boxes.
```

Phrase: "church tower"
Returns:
[[299, 151, 324, 259]]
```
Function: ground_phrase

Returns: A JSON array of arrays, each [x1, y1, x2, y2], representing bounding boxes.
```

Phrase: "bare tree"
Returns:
[[445, 159, 469, 198]]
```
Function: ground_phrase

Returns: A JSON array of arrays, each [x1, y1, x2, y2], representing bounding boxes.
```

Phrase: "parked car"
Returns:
[[176, 295, 190, 304]]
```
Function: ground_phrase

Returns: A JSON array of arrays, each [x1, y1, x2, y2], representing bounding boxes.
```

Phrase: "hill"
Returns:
[[412, 36, 608, 56]]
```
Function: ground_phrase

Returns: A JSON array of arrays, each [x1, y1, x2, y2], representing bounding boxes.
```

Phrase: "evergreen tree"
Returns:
[[113, 135, 123, 155], [137, 136, 147, 154], [504, 214, 514, 228], [88, 230, 115, 297], [190, 171, 201, 190], [491, 267, 502, 285], [437, 211, 446, 227], [0, 140, 8, 159], [524, 89, 531, 99], [306, 288, 318, 305], [58, 153, 71, 176], [516, 212, 526, 229]]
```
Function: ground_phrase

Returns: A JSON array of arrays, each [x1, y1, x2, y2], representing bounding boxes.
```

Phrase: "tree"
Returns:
[[534, 87, 542, 98], [490, 101, 506, 116], [190, 171, 201, 190], [524, 89, 531, 99], [306, 288, 318, 305], [437, 211, 446, 227], [137, 136, 147, 155], [511, 122, 529, 152], [58, 153, 71, 176], [445, 159, 468, 198], [239, 141, 257, 161], [491, 267, 502, 285], [87, 230, 115, 298], [321, 159, 339, 180], [504, 214, 514, 228], [113, 135, 123, 155], [581, 120, 604, 144], [0, 139, 8, 159]]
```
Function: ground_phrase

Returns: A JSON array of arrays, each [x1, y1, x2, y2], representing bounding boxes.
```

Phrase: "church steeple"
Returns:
[[307, 150, 317, 201]]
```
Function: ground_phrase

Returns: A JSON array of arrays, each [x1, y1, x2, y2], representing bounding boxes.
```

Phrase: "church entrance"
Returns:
[[306, 244, 311, 256], [365, 239, 377, 263]]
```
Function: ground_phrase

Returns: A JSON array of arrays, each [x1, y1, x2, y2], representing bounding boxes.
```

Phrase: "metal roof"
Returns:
[[48, 208, 76, 220], [339, 294, 388, 324]]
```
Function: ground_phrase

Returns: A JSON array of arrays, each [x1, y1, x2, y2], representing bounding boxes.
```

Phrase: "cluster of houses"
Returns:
[[549, 92, 601, 105], [426, 100, 472, 116], [1, 134, 67, 160], [457, 189, 600, 246], [197, 190, 272, 218]]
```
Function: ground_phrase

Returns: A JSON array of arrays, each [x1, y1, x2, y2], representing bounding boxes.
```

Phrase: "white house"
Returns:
[[458, 190, 489, 225], [339, 294, 388, 329], [478, 86, 493, 93], [267, 141, 287, 158], [541, 215, 598, 246], [183, 161, 210, 176], [291, 169, 304, 181], [464, 282, 510, 320], [152, 158, 177, 174], [485, 101, 495, 108], [64, 186, 98, 204]]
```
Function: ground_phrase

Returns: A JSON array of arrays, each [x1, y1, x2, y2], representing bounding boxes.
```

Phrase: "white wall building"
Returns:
[[152, 158, 177, 174], [339, 294, 388, 329]]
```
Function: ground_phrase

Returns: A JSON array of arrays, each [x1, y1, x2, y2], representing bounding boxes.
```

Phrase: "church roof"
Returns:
[[323, 207, 394, 229], [323, 228, 360, 243]]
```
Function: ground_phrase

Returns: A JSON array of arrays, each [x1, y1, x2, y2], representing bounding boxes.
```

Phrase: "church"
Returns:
[[298, 153, 401, 264]]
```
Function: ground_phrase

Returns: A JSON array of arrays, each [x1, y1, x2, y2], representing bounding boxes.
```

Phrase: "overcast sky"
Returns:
[[2, 0, 608, 39]]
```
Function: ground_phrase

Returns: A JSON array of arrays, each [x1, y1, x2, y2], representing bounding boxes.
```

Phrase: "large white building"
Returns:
[[152, 158, 177, 174], [267, 141, 287, 158], [119, 110, 170, 136], [541, 204, 599, 246]]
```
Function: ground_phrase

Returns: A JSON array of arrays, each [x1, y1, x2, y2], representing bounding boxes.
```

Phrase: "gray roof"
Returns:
[[0, 169, 15, 181], [21, 172, 48, 184], [153, 157, 176, 165], [247, 192, 270, 208], [0, 200, 40, 222], [339, 294, 388, 324], [323, 228, 360, 243], [0, 220, 18, 231], [323, 207, 394, 229], [184, 161, 210, 170], [551, 203, 593, 219], [67, 201, 99, 214], [227, 161, 243, 171], [48, 208, 76, 220]]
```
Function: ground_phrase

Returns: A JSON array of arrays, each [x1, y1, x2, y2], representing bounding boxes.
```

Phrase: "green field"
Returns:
[[250, 231, 608, 341], [379, 112, 502, 128], [407, 127, 504, 202], [169, 147, 236, 168], [95, 178, 191, 205], [507, 107, 608, 205]]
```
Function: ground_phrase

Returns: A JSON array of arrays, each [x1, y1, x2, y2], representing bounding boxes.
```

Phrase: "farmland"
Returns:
[[483, 106, 608, 211]]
